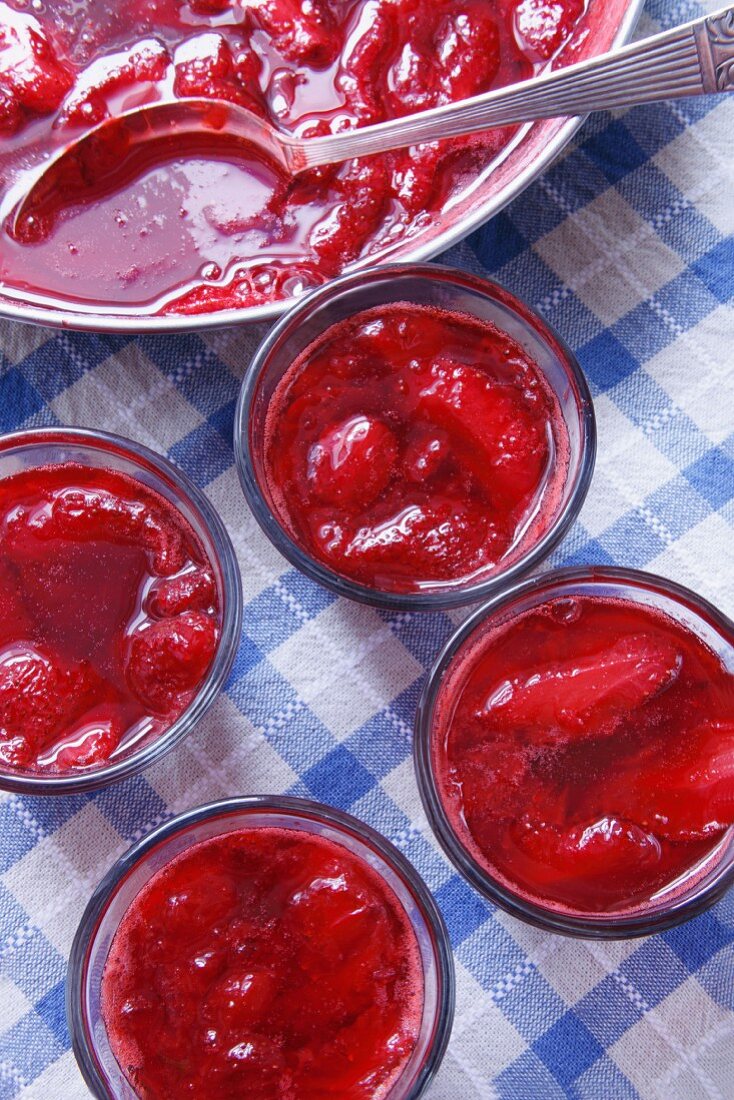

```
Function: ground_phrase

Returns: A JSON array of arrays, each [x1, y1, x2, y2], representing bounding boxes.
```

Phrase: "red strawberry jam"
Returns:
[[433, 594, 734, 913], [0, 462, 219, 774], [0, 0, 587, 315], [101, 826, 423, 1099], [263, 303, 568, 593]]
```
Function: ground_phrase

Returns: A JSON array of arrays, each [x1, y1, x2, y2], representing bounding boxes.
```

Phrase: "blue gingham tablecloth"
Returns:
[[1, 1, 733, 1096]]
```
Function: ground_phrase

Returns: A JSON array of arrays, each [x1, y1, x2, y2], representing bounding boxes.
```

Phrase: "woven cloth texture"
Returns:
[[0, 0, 733, 1097]]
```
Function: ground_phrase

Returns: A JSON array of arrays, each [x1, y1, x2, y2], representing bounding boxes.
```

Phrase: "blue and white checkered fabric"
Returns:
[[1, 1, 733, 1096]]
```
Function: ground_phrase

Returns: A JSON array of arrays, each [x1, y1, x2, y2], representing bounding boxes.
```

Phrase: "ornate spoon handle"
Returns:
[[298, 7, 734, 170]]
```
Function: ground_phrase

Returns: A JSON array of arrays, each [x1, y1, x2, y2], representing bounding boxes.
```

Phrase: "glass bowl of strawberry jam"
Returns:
[[0, 428, 242, 794], [68, 796, 455, 1100], [415, 567, 734, 938], [235, 264, 595, 610]]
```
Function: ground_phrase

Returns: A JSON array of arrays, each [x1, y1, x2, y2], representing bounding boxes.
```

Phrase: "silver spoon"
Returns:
[[4, 4, 733, 238]]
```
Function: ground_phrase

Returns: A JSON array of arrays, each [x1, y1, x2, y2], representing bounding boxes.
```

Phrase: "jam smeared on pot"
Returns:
[[434, 595, 734, 913], [0, 0, 586, 314], [0, 462, 219, 773], [101, 826, 423, 1099], [263, 303, 568, 593]]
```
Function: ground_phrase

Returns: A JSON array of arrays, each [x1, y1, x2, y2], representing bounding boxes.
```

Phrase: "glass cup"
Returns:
[[0, 427, 242, 794], [234, 263, 596, 611], [67, 795, 456, 1098], [414, 566, 734, 938]]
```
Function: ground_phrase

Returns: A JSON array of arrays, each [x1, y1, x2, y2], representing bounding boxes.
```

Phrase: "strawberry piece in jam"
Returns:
[[435, 594, 734, 912], [0, 462, 220, 775], [265, 303, 567, 593], [477, 633, 682, 739], [513, 0, 586, 61], [126, 610, 219, 714], [101, 828, 423, 1100]]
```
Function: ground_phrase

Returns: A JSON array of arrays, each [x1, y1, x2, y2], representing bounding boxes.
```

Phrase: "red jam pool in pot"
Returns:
[[100, 825, 423, 1099], [0, 461, 220, 775], [262, 302, 569, 594], [431, 590, 734, 916], [0, 0, 587, 315]]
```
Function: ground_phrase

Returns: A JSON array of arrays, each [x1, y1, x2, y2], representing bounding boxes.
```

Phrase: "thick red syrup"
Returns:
[[0, 462, 219, 773], [101, 826, 423, 1099], [263, 303, 568, 593], [434, 595, 734, 913], [0, 0, 586, 315]]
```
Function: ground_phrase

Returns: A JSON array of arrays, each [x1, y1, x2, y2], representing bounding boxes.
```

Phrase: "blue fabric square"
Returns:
[[2, 931, 65, 1004], [457, 918, 526, 994], [499, 972, 566, 1043], [209, 398, 237, 444], [227, 660, 298, 727], [664, 910, 734, 973], [35, 981, 68, 1048], [470, 212, 527, 270], [0, 1015, 63, 1081], [645, 476, 712, 539], [578, 331, 639, 392], [434, 875, 492, 948], [278, 570, 336, 619], [654, 268, 719, 331], [0, 884, 28, 943], [581, 120, 648, 184], [691, 235, 734, 299], [496, 1049, 567, 1100], [93, 776, 167, 842], [169, 421, 233, 486], [345, 712, 411, 780], [555, 536, 617, 569], [576, 975, 643, 1047], [684, 448, 734, 508], [227, 634, 264, 683], [303, 744, 375, 809], [534, 1013, 605, 1088], [0, 368, 43, 432], [398, 832, 454, 893], [385, 611, 453, 668], [598, 512, 667, 567], [244, 585, 304, 652], [0, 803, 37, 874], [612, 300, 674, 363], [619, 937, 690, 1009], [543, 147, 610, 214], [141, 334, 239, 413], [620, 100, 686, 158], [541, 293, 603, 350], [266, 703, 334, 777]]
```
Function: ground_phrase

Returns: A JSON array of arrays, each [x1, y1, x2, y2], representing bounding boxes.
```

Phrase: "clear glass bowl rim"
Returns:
[[0, 426, 243, 795], [66, 794, 456, 1099], [414, 564, 734, 939], [234, 262, 597, 611]]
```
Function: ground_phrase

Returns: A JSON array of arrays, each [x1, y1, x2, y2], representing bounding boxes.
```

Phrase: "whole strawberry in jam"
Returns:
[[0, 461, 220, 776], [434, 592, 734, 913], [264, 303, 568, 594]]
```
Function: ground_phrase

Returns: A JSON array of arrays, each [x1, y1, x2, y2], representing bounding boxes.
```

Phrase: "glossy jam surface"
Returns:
[[0, 461, 219, 774], [263, 303, 568, 593], [433, 594, 734, 913], [0, 0, 586, 315], [101, 826, 423, 1099]]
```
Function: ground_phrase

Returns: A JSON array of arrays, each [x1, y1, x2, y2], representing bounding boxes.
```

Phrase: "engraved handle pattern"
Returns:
[[697, 10, 734, 92], [299, 5, 734, 170]]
